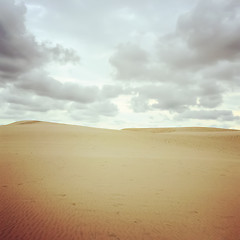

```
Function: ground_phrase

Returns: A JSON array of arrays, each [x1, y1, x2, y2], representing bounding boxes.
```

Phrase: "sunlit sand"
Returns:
[[1, 121, 240, 239]]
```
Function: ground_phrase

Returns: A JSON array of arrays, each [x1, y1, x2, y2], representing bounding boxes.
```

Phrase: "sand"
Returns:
[[0, 120, 240, 240]]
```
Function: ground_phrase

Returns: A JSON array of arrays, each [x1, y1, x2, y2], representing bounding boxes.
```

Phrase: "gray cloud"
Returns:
[[0, 0, 121, 125], [110, 0, 240, 79], [0, 83, 119, 123], [70, 101, 118, 122], [0, 85, 68, 113], [198, 94, 223, 109], [108, 0, 240, 120], [129, 81, 227, 113], [91, 101, 118, 117], [42, 42, 80, 64], [178, 110, 240, 121], [109, 43, 176, 83], [131, 85, 197, 113], [100, 84, 127, 99], [14, 71, 127, 104], [110, 43, 149, 81], [203, 61, 240, 87], [15, 72, 99, 104], [159, 0, 240, 68], [197, 81, 225, 108], [0, 0, 42, 80], [0, 0, 80, 83]]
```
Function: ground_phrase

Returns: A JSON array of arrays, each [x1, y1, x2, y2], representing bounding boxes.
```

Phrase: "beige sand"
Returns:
[[0, 120, 240, 240]]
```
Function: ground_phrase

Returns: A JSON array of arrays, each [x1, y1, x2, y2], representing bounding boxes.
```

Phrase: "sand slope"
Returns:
[[0, 121, 240, 240]]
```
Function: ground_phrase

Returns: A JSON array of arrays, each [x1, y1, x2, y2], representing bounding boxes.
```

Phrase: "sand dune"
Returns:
[[123, 126, 238, 133], [0, 121, 240, 240]]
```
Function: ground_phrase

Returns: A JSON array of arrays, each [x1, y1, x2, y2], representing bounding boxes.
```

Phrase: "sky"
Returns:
[[0, 0, 240, 129]]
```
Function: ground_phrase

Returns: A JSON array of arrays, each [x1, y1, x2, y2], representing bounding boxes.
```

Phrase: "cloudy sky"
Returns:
[[1, 0, 240, 129]]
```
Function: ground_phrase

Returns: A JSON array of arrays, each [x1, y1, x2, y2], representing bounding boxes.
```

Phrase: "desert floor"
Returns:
[[0, 121, 240, 240]]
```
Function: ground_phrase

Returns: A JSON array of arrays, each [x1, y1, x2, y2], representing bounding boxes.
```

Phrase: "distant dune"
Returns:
[[1, 121, 240, 240], [123, 126, 238, 133], [7, 120, 42, 125]]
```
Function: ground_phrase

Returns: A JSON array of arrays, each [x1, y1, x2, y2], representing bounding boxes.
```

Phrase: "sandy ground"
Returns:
[[0, 120, 240, 240]]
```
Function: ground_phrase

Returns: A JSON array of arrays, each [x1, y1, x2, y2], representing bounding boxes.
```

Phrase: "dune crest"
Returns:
[[7, 120, 42, 125], [123, 126, 238, 133]]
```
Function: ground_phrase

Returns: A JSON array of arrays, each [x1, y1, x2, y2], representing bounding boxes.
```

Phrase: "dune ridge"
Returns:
[[1, 121, 240, 240], [123, 126, 238, 133], [7, 120, 42, 125]]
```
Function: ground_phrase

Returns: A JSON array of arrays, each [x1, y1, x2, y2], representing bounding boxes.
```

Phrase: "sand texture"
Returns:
[[0, 121, 240, 240]]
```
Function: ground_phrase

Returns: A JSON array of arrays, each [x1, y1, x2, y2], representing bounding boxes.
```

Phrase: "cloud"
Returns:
[[0, 0, 80, 83], [70, 101, 118, 122], [100, 85, 127, 99], [0, 0, 121, 125], [0, 83, 119, 123], [24, 0, 194, 47], [178, 110, 240, 121], [203, 61, 240, 87], [110, 0, 240, 78], [129, 80, 228, 114], [159, 0, 240, 68], [14, 71, 127, 104], [130, 85, 197, 113], [0, 0, 42, 80], [91, 101, 118, 117], [0, 84, 68, 113], [15, 71, 100, 104], [42, 42, 80, 64], [108, 0, 240, 123], [110, 43, 150, 80]]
